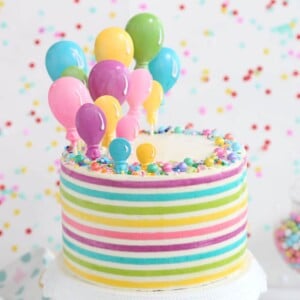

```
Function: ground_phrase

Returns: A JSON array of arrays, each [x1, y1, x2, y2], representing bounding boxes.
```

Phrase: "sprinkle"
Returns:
[[162, 163, 173, 173], [184, 157, 194, 166], [147, 163, 159, 174], [215, 137, 225, 146], [204, 157, 214, 167], [275, 212, 300, 270]]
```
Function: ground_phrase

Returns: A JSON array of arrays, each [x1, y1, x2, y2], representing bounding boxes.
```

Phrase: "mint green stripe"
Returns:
[[61, 182, 247, 215], [60, 170, 247, 202], [63, 234, 247, 265], [64, 245, 246, 277]]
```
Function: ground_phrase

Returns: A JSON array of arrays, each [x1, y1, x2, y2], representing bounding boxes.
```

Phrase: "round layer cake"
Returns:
[[59, 127, 248, 291]]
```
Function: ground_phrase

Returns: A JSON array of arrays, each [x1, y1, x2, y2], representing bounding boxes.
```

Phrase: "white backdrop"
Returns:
[[1, 0, 300, 294]]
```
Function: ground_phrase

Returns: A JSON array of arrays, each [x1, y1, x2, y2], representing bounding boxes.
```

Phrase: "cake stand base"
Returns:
[[41, 251, 267, 300]]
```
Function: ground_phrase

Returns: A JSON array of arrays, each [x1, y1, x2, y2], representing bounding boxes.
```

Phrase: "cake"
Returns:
[[45, 12, 255, 295], [59, 127, 248, 290]]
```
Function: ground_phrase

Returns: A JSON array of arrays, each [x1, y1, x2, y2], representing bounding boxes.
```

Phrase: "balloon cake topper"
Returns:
[[45, 12, 180, 170]]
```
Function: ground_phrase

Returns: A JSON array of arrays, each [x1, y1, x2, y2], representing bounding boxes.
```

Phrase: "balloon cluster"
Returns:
[[46, 13, 180, 162]]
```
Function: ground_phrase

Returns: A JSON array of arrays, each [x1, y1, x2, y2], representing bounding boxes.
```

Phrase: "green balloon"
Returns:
[[61, 66, 88, 85], [125, 13, 164, 68]]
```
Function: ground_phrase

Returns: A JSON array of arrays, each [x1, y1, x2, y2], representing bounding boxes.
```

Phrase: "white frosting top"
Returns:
[[61, 127, 246, 178], [129, 133, 214, 163]]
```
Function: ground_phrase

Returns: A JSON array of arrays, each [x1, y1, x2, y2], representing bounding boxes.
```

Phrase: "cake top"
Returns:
[[61, 125, 245, 177]]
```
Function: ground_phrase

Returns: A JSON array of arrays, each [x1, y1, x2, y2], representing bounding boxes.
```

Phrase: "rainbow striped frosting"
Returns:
[[60, 129, 248, 290]]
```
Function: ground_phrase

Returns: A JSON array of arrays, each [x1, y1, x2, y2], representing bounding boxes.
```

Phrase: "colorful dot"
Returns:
[[13, 209, 21, 216], [11, 245, 18, 252], [25, 228, 32, 235], [3, 222, 10, 229], [179, 4, 186, 10], [265, 89, 272, 95]]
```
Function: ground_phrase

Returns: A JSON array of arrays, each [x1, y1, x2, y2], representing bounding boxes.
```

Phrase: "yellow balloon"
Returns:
[[143, 80, 163, 131], [94, 27, 134, 67], [94, 95, 122, 148], [136, 143, 156, 170]]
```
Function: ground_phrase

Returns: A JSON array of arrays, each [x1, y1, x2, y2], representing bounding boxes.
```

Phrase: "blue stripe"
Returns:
[[60, 171, 247, 202], [63, 234, 247, 265]]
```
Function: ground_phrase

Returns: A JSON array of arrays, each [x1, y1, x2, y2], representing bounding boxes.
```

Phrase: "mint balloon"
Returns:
[[75, 103, 106, 161], [61, 66, 88, 85], [125, 13, 164, 69]]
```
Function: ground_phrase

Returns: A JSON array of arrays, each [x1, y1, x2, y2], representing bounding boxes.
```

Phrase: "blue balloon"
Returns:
[[148, 47, 180, 93], [109, 138, 132, 174], [45, 40, 88, 81]]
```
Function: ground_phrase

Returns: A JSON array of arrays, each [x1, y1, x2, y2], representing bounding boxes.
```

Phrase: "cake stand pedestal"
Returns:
[[41, 251, 267, 300]]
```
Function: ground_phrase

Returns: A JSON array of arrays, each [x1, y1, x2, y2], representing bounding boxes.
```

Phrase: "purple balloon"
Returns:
[[75, 103, 107, 160], [88, 60, 130, 105]]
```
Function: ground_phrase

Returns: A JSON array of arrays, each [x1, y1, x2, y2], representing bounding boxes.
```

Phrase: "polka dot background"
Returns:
[[1, 0, 300, 293]]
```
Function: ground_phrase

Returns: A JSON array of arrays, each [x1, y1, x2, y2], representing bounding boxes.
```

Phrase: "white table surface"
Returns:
[[42, 251, 267, 300]]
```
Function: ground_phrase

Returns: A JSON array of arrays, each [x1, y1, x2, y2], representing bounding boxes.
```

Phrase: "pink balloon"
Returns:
[[88, 60, 130, 105], [48, 77, 92, 146], [116, 115, 140, 142], [75, 103, 107, 160], [127, 69, 152, 119]]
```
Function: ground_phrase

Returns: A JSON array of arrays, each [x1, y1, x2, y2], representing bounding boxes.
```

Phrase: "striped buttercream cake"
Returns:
[[59, 130, 249, 290]]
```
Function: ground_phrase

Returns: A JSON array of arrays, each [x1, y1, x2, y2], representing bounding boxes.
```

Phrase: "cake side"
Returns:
[[59, 130, 248, 290]]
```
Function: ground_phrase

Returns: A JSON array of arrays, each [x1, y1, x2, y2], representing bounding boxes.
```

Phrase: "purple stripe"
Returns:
[[62, 222, 246, 252], [60, 159, 246, 189]]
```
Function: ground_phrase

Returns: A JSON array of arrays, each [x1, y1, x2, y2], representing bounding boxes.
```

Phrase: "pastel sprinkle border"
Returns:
[[60, 158, 247, 189]]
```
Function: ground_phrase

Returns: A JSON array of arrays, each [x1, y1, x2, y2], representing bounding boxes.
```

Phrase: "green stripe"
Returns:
[[60, 171, 247, 202], [64, 246, 246, 277], [60, 183, 247, 215]]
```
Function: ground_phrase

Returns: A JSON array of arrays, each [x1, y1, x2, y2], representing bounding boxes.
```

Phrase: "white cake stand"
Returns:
[[41, 251, 267, 300]]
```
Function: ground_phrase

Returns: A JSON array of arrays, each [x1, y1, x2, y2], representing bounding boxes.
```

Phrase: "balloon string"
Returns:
[[135, 62, 149, 69], [150, 124, 154, 135]]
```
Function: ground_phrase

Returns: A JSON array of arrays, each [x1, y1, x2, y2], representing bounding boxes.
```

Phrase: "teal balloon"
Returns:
[[45, 40, 88, 81], [149, 47, 180, 93], [109, 138, 131, 174]]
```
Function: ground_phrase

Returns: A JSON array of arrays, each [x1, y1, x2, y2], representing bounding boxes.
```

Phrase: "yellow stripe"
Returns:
[[64, 257, 246, 289], [61, 197, 247, 228]]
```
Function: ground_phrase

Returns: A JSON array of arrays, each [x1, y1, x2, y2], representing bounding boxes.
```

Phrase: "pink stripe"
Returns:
[[62, 209, 247, 241], [63, 223, 247, 252]]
